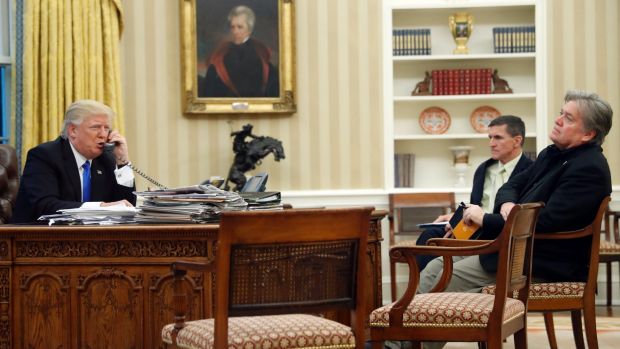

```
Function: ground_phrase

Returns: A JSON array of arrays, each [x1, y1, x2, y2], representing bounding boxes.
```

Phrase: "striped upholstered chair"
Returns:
[[482, 196, 609, 349], [161, 207, 373, 349], [600, 202, 620, 306], [368, 202, 543, 349]]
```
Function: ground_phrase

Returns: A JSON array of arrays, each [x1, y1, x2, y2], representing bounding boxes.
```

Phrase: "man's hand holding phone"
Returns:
[[106, 130, 130, 166]]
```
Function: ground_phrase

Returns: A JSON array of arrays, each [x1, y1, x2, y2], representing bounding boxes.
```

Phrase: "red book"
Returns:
[[486, 68, 493, 94], [449, 69, 457, 95]]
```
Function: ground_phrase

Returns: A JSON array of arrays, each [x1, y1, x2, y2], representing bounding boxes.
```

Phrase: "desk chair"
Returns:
[[600, 202, 620, 306], [483, 196, 609, 349], [0, 144, 18, 223], [388, 192, 455, 300], [162, 207, 373, 349], [370, 202, 543, 349]]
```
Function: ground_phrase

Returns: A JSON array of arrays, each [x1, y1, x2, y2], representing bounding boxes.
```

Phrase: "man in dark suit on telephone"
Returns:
[[415, 115, 533, 270], [12, 100, 136, 223]]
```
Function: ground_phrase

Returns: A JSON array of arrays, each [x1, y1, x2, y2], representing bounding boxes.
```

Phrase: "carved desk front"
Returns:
[[0, 212, 384, 349]]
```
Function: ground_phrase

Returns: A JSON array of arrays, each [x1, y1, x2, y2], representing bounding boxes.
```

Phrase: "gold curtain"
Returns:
[[21, 0, 124, 157]]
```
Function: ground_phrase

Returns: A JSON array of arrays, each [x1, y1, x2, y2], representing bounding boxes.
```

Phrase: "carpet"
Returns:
[[442, 314, 620, 349]]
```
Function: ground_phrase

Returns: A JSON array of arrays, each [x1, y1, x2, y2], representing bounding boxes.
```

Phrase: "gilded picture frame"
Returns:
[[180, 0, 296, 114]]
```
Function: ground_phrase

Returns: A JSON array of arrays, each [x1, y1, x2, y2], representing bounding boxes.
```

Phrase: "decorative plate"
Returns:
[[470, 105, 501, 133], [419, 107, 451, 134]]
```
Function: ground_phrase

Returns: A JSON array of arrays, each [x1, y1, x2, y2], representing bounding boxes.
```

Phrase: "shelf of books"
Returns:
[[383, 0, 547, 192]]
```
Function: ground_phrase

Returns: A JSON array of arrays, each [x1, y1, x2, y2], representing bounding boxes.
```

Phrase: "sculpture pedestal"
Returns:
[[453, 163, 469, 187]]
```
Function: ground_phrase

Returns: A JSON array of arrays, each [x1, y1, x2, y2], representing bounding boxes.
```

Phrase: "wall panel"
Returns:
[[546, 0, 619, 181], [121, 0, 618, 191], [120, 0, 382, 191]]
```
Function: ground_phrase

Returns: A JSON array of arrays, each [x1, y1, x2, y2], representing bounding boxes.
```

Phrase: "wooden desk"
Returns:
[[0, 210, 385, 349]]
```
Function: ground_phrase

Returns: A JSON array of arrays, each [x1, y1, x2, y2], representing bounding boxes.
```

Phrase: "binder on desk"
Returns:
[[239, 192, 283, 211], [239, 191, 281, 204]]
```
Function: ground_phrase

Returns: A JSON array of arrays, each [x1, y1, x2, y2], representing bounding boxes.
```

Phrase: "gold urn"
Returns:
[[449, 12, 474, 54]]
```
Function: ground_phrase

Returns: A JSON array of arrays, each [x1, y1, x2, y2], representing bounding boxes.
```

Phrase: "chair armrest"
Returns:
[[427, 238, 494, 247], [535, 227, 592, 240], [390, 239, 498, 261]]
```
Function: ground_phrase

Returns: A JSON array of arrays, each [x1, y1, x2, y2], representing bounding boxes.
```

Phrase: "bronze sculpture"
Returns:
[[225, 124, 285, 191]]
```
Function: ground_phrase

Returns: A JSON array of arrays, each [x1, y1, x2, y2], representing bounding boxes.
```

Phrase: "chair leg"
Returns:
[[582, 300, 600, 349], [606, 261, 612, 306], [487, 337, 503, 349], [513, 327, 527, 349], [543, 312, 558, 349], [570, 310, 585, 349], [390, 259, 397, 301]]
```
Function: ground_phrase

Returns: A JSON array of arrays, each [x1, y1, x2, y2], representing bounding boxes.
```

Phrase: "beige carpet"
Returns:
[[443, 314, 620, 348]]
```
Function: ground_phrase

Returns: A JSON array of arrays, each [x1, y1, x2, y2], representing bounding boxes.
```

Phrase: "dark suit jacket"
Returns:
[[479, 143, 611, 281], [11, 137, 136, 223], [469, 154, 534, 206], [199, 38, 279, 98], [415, 154, 532, 257]]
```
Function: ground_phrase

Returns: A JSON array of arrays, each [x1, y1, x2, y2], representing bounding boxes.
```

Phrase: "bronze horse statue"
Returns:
[[225, 124, 285, 191]]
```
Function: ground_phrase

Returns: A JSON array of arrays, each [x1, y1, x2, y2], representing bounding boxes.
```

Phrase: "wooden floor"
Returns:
[[596, 304, 620, 317]]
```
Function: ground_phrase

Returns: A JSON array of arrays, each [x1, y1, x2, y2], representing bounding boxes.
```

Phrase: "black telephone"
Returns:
[[104, 143, 168, 189], [241, 172, 269, 192]]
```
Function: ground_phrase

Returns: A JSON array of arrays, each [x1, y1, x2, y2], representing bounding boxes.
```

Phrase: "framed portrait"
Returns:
[[180, 0, 296, 114]]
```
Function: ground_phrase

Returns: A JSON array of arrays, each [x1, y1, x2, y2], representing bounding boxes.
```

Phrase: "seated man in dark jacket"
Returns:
[[415, 115, 533, 270], [12, 100, 136, 223]]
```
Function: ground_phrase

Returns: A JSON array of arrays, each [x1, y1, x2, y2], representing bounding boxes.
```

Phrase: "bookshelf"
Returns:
[[382, 0, 547, 196]]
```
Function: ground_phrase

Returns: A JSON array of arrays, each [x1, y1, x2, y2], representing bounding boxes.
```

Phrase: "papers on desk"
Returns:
[[134, 184, 247, 223], [60, 206, 138, 216], [39, 205, 138, 225]]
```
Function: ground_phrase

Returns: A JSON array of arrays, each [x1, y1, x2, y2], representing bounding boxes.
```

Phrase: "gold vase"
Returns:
[[449, 12, 474, 54]]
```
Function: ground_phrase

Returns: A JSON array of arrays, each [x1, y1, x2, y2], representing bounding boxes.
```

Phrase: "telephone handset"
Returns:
[[104, 143, 168, 189]]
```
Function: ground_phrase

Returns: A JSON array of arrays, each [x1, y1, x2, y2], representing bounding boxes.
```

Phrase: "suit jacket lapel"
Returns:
[[509, 155, 530, 179], [90, 158, 107, 201], [60, 138, 82, 201]]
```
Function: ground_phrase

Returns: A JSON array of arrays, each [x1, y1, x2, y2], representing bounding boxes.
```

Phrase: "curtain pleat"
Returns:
[[21, 0, 124, 159]]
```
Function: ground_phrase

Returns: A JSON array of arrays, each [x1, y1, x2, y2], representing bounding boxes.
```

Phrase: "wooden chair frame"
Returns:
[[528, 196, 610, 349], [388, 192, 455, 300], [371, 202, 543, 349], [164, 207, 373, 349], [600, 202, 620, 306]]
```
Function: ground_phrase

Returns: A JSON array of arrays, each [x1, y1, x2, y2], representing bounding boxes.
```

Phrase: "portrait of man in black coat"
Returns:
[[197, 3, 280, 98]]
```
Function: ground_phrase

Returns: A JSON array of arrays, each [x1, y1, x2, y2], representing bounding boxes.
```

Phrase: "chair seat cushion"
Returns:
[[369, 292, 524, 328], [481, 282, 585, 299], [600, 240, 620, 254], [161, 313, 355, 349]]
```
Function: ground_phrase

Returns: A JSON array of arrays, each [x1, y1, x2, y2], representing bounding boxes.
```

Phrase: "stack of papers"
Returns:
[[39, 205, 138, 225], [134, 184, 247, 223]]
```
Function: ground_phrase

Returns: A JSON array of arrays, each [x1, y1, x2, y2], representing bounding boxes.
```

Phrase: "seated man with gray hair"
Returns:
[[12, 99, 136, 223]]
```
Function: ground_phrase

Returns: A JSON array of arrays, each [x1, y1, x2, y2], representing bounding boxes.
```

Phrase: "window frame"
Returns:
[[0, 0, 14, 144]]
